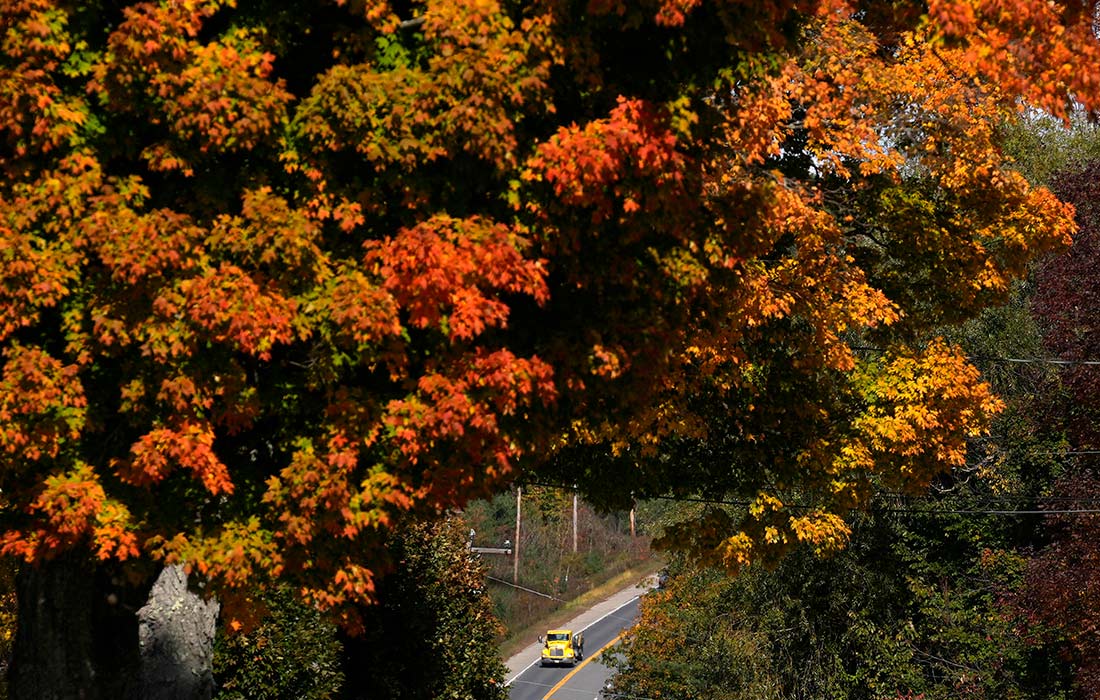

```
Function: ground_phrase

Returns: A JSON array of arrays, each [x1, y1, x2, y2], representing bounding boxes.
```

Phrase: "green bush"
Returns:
[[214, 585, 343, 700], [340, 517, 509, 700]]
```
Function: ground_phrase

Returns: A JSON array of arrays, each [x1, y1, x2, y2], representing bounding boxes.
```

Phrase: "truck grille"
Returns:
[[551, 649, 563, 657]]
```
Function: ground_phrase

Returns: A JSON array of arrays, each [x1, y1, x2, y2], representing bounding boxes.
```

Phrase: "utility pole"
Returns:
[[572, 489, 578, 553], [630, 503, 636, 538], [513, 486, 522, 584], [467, 528, 512, 556]]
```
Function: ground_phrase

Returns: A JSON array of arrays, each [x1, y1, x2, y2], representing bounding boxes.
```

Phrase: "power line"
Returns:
[[969, 354, 1100, 367], [653, 492, 1100, 517], [519, 481, 1100, 518], [851, 345, 1100, 367], [484, 574, 566, 602], [876, 491, 1100, 502], [876, 507, 1100, 515]]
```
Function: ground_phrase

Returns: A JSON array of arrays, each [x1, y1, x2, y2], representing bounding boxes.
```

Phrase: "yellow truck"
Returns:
[[539, 629, 584, 667]]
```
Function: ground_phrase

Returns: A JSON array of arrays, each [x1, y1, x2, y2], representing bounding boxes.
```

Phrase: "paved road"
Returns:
[[506, 594, 643, 700]]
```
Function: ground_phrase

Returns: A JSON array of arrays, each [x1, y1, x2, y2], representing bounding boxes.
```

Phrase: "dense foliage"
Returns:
[[213, 585, 343, 700], [612, 504, 1072, 700], [0, 560, 12, 699], [601, 140, 1100, 700], [2, 0, 1098, 638], [1033, 162, 1100, 448], [212, 515, 505, 700], [1013, 159, 1100, 698], [339, 516, 509, 700], [608, 266, 1082, 699]]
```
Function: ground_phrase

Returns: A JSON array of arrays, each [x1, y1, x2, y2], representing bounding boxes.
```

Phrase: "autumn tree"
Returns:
[[1032, 161, 1100, 448], [1013, 158, 1100, 699], [2, 0, 1099, 695], [611, 504, 1073, 700], [610, 290, 1075, 700]]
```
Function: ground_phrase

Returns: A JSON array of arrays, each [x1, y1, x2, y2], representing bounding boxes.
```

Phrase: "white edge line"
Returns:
[[504, 593, 644, 687]]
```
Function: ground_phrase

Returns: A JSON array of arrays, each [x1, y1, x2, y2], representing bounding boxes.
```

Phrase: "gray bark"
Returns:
[[136, 565, 219, 700], [10, 559, 217, 700]]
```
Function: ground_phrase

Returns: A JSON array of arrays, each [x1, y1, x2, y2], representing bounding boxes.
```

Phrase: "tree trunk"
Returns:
[[9, 558, 219, 700], [9, 555, 99, 700], [136, 564, 219, 700]]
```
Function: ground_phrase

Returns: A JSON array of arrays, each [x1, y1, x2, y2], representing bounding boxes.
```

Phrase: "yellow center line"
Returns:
[[541, 632, 625, 700]]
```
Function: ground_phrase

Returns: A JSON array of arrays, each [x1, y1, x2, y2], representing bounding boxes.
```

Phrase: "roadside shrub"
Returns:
[[214, 586, 343, 700]]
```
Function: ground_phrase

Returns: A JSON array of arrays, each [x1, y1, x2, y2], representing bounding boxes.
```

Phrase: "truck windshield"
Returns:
[[547, 633, 570, 642]]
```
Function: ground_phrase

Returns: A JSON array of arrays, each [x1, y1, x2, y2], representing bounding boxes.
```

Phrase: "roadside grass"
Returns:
[[498, 559, 664, 661]]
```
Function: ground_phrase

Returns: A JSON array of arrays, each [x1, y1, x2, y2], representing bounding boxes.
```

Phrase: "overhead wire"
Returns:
[[850, 345, 1100, 366], [518, 480, 1100, 517], [483, 575, 565, 602], [967, 354, 1100, 366]]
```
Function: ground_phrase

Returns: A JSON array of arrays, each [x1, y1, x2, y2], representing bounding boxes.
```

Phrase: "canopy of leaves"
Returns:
[[612, 502, 1070, 700], [1000, 111, 1100, 190], [1032, 161, 1100, 447], [1, 0, 1096, 627], [1013, 157, 1100, 698], [1018, 472, 1100, 699], [339, 516, 509, 700], [213, 584, 343, 700], [609, 245, 1081, 700], [0, 559, 13, 698]]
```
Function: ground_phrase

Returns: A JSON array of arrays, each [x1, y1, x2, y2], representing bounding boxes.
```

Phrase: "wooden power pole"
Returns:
[[572, 490, 578, 553], [513, 486, 522, 584]]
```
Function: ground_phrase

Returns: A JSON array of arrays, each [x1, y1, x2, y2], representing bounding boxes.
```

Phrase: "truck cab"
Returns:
[[539, 629, 584, 667]]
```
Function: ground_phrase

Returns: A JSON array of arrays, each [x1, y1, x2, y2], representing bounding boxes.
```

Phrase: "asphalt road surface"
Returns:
[[506, 595, 641, 700]]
